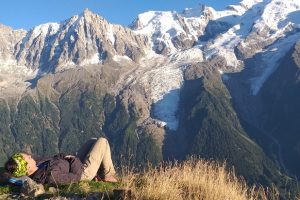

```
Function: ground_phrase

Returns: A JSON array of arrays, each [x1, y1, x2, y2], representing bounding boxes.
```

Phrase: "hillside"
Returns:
[[0, 158, 286, 199], [1, 1, 300, 198]]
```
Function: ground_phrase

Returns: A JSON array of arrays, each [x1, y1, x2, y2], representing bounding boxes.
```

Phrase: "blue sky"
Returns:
[[0, 0, 240, 30]]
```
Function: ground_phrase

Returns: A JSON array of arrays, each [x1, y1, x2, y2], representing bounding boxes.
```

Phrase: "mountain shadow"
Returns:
[[163, 61, 298, 199]]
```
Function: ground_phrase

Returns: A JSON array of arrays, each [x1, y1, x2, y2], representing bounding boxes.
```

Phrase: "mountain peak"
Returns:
[[82, 8, 94, 17], [76, 8, 108, 25]]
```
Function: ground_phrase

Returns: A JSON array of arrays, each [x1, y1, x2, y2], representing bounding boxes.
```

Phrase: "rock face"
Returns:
[[0, 24, 26, 61], [1, 1, 300, 196], [131, 5, 211, 54], [20, 178, 45, 197], [11, 9, 150, 72], [257, 41, 300, 177]]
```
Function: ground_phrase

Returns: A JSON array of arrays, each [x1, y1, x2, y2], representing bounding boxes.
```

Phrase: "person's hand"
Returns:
[[0, 172, 11, 182], [64, 155, 75, 160]]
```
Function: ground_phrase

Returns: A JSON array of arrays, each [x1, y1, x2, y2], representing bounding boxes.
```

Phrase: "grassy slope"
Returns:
[[0, 158, 284, 200]]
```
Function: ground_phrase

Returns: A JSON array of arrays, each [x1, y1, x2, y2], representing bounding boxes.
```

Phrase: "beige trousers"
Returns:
[[77, 137, 116, 181]]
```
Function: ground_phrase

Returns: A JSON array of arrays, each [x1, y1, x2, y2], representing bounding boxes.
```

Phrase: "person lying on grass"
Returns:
[[4, 137, 117, 185]]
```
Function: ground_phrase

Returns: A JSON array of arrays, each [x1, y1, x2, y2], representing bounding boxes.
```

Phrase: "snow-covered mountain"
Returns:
[[16, 9, 149, 71], [1, 0, 300, 131], [1, 0, 300, 190], [1, 0, 300, 128], [132, 0, 300, 94], [129, 0, 300, 129]]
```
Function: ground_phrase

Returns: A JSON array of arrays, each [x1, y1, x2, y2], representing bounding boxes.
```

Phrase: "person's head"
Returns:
[[5, 153, 37, 177]]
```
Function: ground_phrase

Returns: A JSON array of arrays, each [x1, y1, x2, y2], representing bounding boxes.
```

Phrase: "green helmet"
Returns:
[[11, 153, 27, 177]]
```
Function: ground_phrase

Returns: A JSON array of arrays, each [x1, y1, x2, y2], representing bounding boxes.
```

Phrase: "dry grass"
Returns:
[[120, 158, 279, 200]]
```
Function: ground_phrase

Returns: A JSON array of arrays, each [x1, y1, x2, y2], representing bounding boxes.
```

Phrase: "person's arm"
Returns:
[[69, 157, 83, 175], [46, 167, 81, 184], [45, 157, 83, 184], [64, 154, 83, 175]]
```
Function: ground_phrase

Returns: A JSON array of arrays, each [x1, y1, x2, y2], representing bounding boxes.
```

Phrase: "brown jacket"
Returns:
[[30, 153, 83, 184]]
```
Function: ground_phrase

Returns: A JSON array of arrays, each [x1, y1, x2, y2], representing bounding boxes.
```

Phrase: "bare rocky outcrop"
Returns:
[[293, 40, 300, 68], [118, 83, 166, 147], [20, 178, 45, 197], [236, 23, 299, 60], [0, 24, 26, 62], [235, 28, 274, 59]]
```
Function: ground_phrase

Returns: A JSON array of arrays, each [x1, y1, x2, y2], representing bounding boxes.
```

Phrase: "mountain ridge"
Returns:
[[1, 1, 300, 197]]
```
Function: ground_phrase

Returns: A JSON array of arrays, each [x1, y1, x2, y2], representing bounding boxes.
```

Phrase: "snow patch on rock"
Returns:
[[107, 25, 115, 45], [32, 23, 60, 38], [140, 64, 183, 130], [113, 55, 131, 62], [0, 59, 37, 97], [80, 53, 101, 65], [139, 49, 203, 130], [250, 31, 300, 95]]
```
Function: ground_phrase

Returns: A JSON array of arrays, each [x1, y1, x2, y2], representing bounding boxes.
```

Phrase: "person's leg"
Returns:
[[80, 137, 116, 181], [76, 138, 97, 163]]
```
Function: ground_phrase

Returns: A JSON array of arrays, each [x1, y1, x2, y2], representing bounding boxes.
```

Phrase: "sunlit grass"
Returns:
[[120, 157, 280, 200]]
